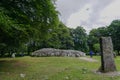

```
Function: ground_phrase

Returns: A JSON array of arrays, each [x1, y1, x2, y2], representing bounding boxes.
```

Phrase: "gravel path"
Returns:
[[79, 57, 98, 62], [94, 71, 120, 77]]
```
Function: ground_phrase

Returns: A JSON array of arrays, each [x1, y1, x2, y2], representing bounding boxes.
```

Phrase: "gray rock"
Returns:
[[31, 48, 86, 57], [99, 37, 117, 72]]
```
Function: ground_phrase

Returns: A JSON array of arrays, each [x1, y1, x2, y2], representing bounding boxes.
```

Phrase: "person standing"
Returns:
[[89, 51, 93, 58]]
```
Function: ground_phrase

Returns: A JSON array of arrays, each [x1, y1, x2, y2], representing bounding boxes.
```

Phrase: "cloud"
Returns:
[[56, 0, 120, 33], [99, 0, 120, 25], [66, 4, 92, 28], [56, 0, 90, 23]]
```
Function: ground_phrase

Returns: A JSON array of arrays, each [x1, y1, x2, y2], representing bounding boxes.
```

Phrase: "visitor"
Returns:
[[89, 51, 93, 58]]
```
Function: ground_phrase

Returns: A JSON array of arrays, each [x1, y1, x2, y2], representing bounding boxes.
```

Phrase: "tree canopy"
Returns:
[[1, 0, 120, 56], [107, 20, 120, 54], [88, 19, 120, 54], [70, 26, 89, 52], [0, 0, 59, 56]]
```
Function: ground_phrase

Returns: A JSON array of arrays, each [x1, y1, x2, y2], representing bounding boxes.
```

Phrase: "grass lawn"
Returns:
[[0, 56, 120, 80]]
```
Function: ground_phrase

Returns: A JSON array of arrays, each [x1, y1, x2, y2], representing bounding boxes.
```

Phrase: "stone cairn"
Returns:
[[31, 48, 86, 57], [99, 37, 117, 72]]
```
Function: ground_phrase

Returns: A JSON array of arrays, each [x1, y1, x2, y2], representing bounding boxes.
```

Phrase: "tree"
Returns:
[[107, 20, 120, 55], [70, 26, 89, 52], [93, 43, 100, 53], [36, 22, 74, 50], [0, 0, 59, 56], [88, 29, 99, 51], [88, 27, 108, 52]]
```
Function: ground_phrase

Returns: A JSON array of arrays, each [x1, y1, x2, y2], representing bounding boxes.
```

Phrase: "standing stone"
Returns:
[[99, 37, 116, 72]]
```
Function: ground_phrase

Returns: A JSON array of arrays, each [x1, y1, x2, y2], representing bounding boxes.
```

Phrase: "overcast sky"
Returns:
[[56, 0, 120, 33]]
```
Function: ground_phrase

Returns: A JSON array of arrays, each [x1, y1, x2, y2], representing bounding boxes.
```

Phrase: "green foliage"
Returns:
[[93, 43, 100, 53], [0, 0, 59, 38], [107, 20, 120, 54], [38, 22, 74, 49], [70, 26, 89, 52], [88, 19, 120, 54], [0, 0, 59, 56], [88, 27, 108, 51], [56, 23, 74, 49], [25, 24, 90, 53]]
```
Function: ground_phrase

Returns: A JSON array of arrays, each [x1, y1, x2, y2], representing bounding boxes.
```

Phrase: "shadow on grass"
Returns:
[[0, 59, 28, 73]]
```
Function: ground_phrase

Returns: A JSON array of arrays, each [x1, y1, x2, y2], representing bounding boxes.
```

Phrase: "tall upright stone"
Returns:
[[99, 37, 116, 72]]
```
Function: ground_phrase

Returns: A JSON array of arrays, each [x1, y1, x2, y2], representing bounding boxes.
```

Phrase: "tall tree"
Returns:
[[36, 22, 74, 50], [70, 26, 89, 52], [0, 0, 59, 56], [107, 20, 120, 54], [88, 27, 108, 53]]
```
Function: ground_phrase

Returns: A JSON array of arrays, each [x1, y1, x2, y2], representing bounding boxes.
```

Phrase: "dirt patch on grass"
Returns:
[[0, 60, 28, 73], [79, 57, 98, 62], [94, 70, 120, 77], [13, 61, 28, 68]]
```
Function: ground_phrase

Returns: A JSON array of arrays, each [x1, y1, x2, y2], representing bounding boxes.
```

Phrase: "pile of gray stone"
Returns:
[[31, 48, 86, 57]]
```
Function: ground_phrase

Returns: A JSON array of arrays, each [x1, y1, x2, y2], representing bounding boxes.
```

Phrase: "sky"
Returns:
[[56, 0, 120, 33]]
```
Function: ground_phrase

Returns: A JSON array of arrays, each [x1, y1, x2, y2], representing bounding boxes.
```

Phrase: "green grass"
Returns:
[[0, 56, 120, 80]]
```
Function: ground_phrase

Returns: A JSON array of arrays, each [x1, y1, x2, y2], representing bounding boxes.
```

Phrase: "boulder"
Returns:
[[31, 48, 86, 57]]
